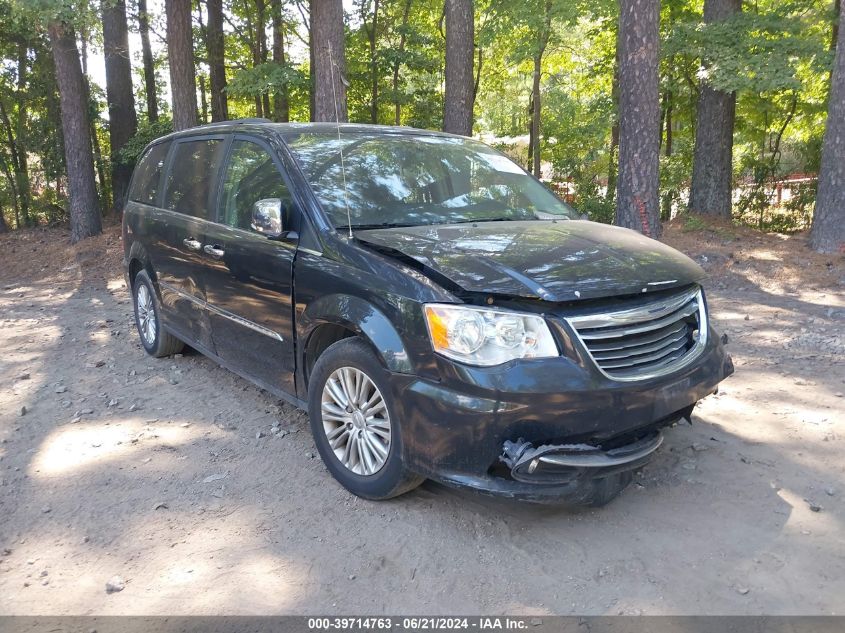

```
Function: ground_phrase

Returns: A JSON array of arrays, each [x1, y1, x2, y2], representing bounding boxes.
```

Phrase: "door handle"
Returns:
[[183, 238, 202, 251], [203, 244, 225, 258]]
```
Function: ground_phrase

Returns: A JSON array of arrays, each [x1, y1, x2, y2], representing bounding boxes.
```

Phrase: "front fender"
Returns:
[[300, 294, 413, 374]]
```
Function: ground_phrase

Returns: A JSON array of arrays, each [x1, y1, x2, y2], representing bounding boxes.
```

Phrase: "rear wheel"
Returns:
[[308, 338, 424, 500], [132, 270, 184, 358]]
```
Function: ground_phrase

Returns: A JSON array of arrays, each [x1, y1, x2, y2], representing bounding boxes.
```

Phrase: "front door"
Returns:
[[146, 137, 226, 352], [201, 137, 298, 396]]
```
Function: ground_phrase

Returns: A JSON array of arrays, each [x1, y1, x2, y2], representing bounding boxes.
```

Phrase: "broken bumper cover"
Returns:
[[501, 432, 664, 484], [391, 326, 733, 502]]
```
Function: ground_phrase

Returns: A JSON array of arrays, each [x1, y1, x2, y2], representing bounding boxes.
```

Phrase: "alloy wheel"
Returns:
[[136, 284, 157, 346], [320, 367, 391, 476]]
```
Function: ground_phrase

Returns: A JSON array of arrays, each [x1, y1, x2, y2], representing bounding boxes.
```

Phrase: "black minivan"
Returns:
[[123, 120, 733, 505]]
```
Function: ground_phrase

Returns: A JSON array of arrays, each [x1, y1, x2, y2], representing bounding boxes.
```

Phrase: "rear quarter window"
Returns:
[[162, 139, 225, 219], [129, 141, 170, 206]]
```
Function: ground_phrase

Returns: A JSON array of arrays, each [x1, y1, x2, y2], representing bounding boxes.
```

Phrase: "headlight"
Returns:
[[423, 304, 558, 366]]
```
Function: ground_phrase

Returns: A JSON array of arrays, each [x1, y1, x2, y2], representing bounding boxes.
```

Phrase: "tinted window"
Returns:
[[284, 132, 576, 229], [220, 140, 292, 232], [129, 142, 170, 205], [162, 139, 225, 218]]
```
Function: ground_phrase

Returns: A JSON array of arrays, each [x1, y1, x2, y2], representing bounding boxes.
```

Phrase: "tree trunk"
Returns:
[[661, 85, 674, 220], [48, 21, 102, 242], [0, 206, 7, 233], [364, 0, 380, 123], [688, 0, 741, 218], [14, 40, 31, 225], [138, 0, 158, 122], [530, 53, 542, 177], [207, 0, 228, 121], [256, 0, 272, 117], [80, 34, 110, 210], [102, 0, 138, 215], [810, 7, 845, 253], [528, 0, 551, 177], [443, 0, 473, 135], [606, 30, 620, 204], [526, 93, 534, 171], [615, 0, 661, 237], [166, 0, 198, 130], [393, 0, 412, 125], [308, 18, 316, 121], [199, 72, 209, 123], [272, 0, 290, 122], [312, 0, 348, 122]]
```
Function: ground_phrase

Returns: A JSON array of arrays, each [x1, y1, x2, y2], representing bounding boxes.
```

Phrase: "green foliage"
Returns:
[[117, 119, 173, 167], [0, 0, 839, 234], [227, 63, 309, 101]]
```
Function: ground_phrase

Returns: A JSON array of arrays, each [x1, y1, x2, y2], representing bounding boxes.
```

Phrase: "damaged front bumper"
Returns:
[[501, 431, 664, 484], [391, 326, 733, 503]]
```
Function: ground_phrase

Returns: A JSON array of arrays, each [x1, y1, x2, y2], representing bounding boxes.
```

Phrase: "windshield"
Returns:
[[284, 131, 576, 229]]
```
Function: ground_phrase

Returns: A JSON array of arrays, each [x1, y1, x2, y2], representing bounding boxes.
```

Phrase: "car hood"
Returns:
[[354, 220, 706, 302]]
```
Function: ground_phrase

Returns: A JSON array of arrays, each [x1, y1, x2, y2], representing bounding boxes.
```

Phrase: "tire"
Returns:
[[132, 270, 184, 358], [308, 337, 424, 500]]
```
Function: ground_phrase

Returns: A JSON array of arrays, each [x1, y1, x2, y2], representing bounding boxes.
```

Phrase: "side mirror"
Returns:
[[251, 198, 283, 238]]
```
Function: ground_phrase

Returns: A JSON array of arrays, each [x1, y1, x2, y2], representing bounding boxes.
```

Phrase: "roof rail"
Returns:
[[185, 117, 271, 131]]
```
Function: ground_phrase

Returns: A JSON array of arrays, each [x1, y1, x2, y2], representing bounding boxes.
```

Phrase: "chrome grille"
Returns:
[[566, 286, 707, 381]]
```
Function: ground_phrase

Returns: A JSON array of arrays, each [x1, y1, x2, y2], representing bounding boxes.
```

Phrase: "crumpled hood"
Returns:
[[354, 220, 706, 302]]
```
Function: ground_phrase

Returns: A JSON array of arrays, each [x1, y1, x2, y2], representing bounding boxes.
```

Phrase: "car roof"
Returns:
[[153, 120, 468, 145]]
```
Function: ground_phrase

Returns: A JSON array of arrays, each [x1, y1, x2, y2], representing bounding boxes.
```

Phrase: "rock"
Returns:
[[348, 574, 356, 580], [202, 473, 228, 484], [16, 372, 30, 381], [305, 452, 315, 459], [41, 579, 49, 586], [255, 431, 264, 439], [825, 487, 836, 496], [105, 576, 125, 593], [128, 403, 139, 412], [55, 386, 67, 393], [19, 406, 26, 417], [107, 399, 118, 408], [40, 569, 48, 577], [153, 502, 168, 511], [808, 503, 822, 512], [530, 618, 543, 627], [271, 426, 281, 435], [2, 548, 11, 556], [95, 360, 106, 368], [79, 408, 94, 415], [744, 315, 750, 321], [691, 443, 709, 452], [735, 586, 750, 595], [26, 559, 35, 565], [42, 506, 51, 514]]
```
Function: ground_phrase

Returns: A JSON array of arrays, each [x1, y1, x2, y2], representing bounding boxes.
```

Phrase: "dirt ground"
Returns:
[[0, 219, 843, 615]]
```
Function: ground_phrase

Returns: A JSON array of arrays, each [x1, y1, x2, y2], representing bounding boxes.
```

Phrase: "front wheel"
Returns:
[[308, 338, 424, 500]]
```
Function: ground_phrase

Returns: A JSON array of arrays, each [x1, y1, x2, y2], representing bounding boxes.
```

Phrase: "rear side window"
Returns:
[[129, 141, 170, 205], [162, 139, 225, 218]]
